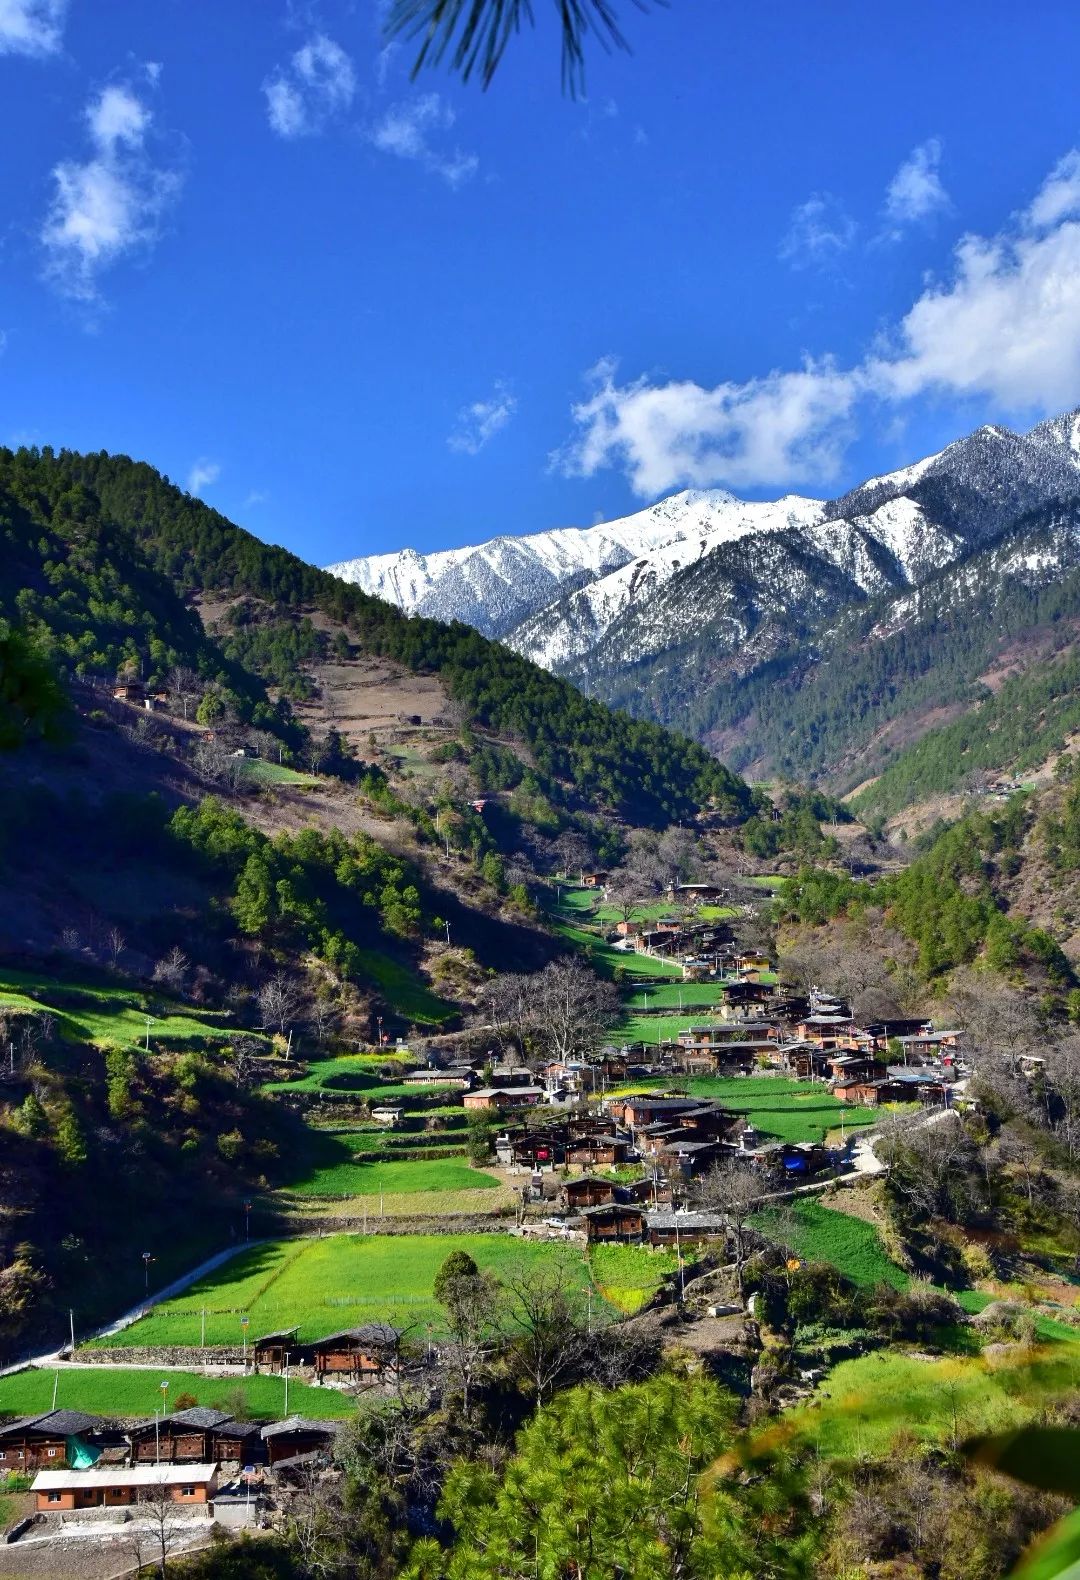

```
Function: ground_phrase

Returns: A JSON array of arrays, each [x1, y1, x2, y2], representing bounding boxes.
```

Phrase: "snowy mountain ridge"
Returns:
[[326, 408, 1080, 684]]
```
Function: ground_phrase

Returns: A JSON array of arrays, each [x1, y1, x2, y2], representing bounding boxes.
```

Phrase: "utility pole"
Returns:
[[283, 1356, 290, 1418], [69, 1309, 75, 1356], [241, 1316, 249, 1371], [144, 1015, 153, 1053], [444, 919, 451, 946], [200, 1308, 206, 1348], [52, 1370, 59, 1409]]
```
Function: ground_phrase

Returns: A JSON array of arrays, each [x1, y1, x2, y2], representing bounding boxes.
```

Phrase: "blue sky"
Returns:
[[3, 1, 1080, 566]]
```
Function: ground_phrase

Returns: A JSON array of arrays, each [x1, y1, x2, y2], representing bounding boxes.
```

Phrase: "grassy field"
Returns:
[[589, 1245, 683, 1314], [281, 1144, 501, 1199], [89, 1235, 606, 1345], [353, 950, 455, 1024], [753, 1199, 909, 1289], [620, 984, 730, 1011], [608, 1076, 881, 1145], [616, 1013, 726, 1046], [0, 967, 244, 1051], [242, 759, 318, 788], [0, 1366, 354, 1421], [548, 918, 684, 980], [787, 1345, 1080, 1458]]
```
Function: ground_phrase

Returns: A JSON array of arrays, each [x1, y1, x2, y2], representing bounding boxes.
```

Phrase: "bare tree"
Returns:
[[696, 1160, 773, 1295], [166, 665, 201, 721], [153, 946, 190, 995], [257, 972, 302, 1039], [229, 1035, 262, 1089], [105, 927, 126, 971], [552, 829, 594, 880], [504, 1253, 587, 1406], [308, 995, 341, 1048], [528, 957, 620, 1064], [604, 874, 646, 926], [128, 1478, 187, 1578], [435, 1265, 504, 1415]]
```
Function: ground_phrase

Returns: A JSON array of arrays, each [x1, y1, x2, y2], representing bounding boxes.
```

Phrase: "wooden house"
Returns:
[[0, 1411, 103, 1472], [463, 1086, 544, 1111], [564, 1175, 619, 1209], [260, 1418, 342, 1468], [833, 1077, 886, 1107], [566, 1133, 629, 1167], [312, 1324, 401, 1381], [253, 1328, 311, 1373], [580, 1203, 647, 1243], [645, 1211, 727, 1247], [34, 1463, 218, 1513], [581, 871, 609, 888], [130, 1408, 247, 1465]]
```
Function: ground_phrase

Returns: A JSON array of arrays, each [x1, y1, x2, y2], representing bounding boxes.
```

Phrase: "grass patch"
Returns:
[[89, 1235, 601, 1346], [620, 984, 730, 1011], [547, 919, 683, 980], [607, 1075, 881, 1145], [0, 967, 243, 1051], [753, 1199, 909, 1289], [588, 1245, 682, 1314], [279, 1137, 500, 1198], [0, 1366, 353, 1421], [352, 950, 455, 1024], [242, 759, 318, 788], [788, 1346, 1080, 1458]]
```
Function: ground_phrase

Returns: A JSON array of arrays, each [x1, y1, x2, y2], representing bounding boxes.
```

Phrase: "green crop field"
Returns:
[[242, 759, 318, 788], [615, 1013, 725, 1046], [352, 950, 455, 1024], [588, 1245, 683, 1314], [753, 1199, 909, 1289], [88, 1235, 617, 1346], [547, 919, 683, 979], [0, 1366, 353, 1421], [280, 1145, 501, 1199], [787, 1345, 1080, 1458], [620, 984, 729, 1011], [607, 1075, 881, 1145], [0, 967, 245, 1051]]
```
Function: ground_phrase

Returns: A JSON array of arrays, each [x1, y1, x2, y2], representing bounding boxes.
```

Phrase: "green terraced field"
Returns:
[[280, 1148, 501, 1199], [547, 919, 683, 979], [620, 984, 730, 1011], [352, 950, 455, 1024], [608, 1076, 881, 1144], [615, 1013, 725, 1046], [241, 759, 318, 788], [588, 1245, 683, 1314], [753, 1199, 909, 1289], [787, 1345, 1080, 1458], [88, 1235, 605, 1346], [0, 1366, 353, 1421], [0, 968, 245, 1051]]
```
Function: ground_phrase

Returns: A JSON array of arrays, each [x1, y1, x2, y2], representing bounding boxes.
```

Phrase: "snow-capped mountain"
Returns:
[[327, 408, 1080, 731], [327, 490, 824, 640]]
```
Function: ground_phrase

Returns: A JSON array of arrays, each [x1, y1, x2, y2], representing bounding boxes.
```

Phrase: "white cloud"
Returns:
[[263, 33, 355, 138], [187, 459, 221, 495], [561, 148, 1080, 496], [243, 488, 269, 508], [87, 85, 150, 152], [370, 94, 478, 188], [449, 382, 517, 455], [41, 82, 181, 303], [558, 356, 857, 496], [1026, 150, 1080, 232], [884, 137, 949, 228], [0, 0, 65, 57], [780, 192, 857, 270]]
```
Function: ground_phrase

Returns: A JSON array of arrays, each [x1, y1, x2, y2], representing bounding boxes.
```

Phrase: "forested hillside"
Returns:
[[0, 446, 752, 828]]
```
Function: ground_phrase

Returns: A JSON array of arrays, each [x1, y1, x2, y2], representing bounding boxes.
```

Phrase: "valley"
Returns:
[[3, 444, 1080, 1580]]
